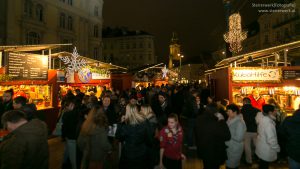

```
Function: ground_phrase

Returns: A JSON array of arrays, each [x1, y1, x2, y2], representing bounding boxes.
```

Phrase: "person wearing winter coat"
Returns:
[[116, 104, 152, 169], [140, 104, 159, 169], [225, 104, 246, 169], [77, 106, 112, 169], [195, 106, 231, 169], [279, 109, 300, 169], [0, 110, 48, 169], [241, 97, 260, 165], [255, 104, 280, 169]]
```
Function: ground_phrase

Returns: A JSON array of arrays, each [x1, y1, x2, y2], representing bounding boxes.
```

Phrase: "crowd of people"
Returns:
[[0, 83, 299, 169]]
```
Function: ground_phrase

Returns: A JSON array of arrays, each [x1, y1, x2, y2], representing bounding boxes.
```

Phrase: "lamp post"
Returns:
[[178, 54, 184, 82]]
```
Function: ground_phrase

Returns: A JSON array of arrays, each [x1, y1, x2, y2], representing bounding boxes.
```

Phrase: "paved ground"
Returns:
[[48, 137, 289, 169]]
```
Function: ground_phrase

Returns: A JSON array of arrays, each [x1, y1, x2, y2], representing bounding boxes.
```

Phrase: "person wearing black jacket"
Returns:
[[279, 109, 300, 168], [195, 108, 231, 169], [152, 92, 172, 130], [241, 97, 260, 165], [182, 90, 201, 148], [116, 105, 152, 169], [0, 89, 14, 127], [62, 97, 80, 169]]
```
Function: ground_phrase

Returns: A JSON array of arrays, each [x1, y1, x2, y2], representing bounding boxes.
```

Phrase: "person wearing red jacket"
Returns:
[[159, 113, 185, 169], [248, 89, 265, 111]]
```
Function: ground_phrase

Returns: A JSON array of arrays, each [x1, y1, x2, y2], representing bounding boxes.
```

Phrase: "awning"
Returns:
[[51, 52, 127, 70], [215, 40, 300, 67], [0, 44, 72, 52]]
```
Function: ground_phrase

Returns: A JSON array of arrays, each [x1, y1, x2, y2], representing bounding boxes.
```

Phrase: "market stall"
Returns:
[[51, 50, 127, 101], [0, 44, 71, 132], [131, 63, 178, 88], [206, 41, 300, 115]]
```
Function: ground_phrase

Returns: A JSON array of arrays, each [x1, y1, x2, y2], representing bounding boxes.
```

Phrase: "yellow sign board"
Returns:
[[231, 67, 281, 83]]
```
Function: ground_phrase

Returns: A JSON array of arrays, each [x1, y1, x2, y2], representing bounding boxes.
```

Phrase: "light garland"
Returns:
[[224, 13, 247, 54]]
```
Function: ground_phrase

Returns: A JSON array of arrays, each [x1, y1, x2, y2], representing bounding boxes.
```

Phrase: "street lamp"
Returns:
[[178, 54, 184, 82]]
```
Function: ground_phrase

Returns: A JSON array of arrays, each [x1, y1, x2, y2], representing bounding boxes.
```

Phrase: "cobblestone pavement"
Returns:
[[49, 137, 289, 169]]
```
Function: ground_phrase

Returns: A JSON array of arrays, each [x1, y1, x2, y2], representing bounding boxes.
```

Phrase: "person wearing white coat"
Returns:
[[225, 104, 247, 169], [255, 104, 280, 169]]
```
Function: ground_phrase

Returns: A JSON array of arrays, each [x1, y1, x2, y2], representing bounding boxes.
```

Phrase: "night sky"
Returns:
[[103, 0, 277, 63]]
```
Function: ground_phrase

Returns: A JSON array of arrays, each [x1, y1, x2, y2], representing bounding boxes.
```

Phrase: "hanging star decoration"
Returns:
[[161, 65, 168, 79], [59, 47, 87, 77], [224, 13, 247, 54]]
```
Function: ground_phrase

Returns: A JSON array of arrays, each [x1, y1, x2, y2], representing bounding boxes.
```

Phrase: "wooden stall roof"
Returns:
[[215, 40, 300, 68], [206, 40, 300, 74], [51, 52, 127, 70], [0, 44, 72, 52]]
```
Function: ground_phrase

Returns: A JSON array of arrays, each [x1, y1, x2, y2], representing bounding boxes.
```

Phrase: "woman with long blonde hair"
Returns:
[[77, 106, 112, 169], [116, 104, 153, 169], [123, 104, 146, 125]]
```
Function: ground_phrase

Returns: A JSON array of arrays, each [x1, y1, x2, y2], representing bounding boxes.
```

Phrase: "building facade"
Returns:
[[0, 0, 103, 60], [102, 27, 156, 69]]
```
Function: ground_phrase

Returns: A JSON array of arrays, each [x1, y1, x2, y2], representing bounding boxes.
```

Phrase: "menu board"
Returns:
[[283, 70, 300, 80], [8, 53, 48, 80]]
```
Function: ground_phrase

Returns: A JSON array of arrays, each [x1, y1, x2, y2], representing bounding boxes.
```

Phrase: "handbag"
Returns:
[[52, 111, 64, 136]]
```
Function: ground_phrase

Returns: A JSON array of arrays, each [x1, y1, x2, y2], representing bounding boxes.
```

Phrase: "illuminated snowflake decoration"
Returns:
[[161, 65, 168, 79], [59, 47, 87, 77]]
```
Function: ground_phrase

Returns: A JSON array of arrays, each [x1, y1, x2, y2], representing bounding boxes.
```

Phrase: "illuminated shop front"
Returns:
[[206, 41, 300, 115]]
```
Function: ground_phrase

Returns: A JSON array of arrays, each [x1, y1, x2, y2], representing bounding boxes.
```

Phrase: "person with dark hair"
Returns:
[[225, 104, 246, 169], [159, 113, 185, 169], [0, 89, 14, 127], [195, 107, 231, 169], [152, 92, 172, 130], [102, 96, 118, 137], [182, 90, 199, 149], [75, 89, 85, 102], [279, 109, 300, 168], [13, 96, 36, 121], [255, 104, 280, 169], [62, 97, 80, 169], [0, 110, 48, 169], [128, 94, 138, 106], [241, 97, 260, 165]]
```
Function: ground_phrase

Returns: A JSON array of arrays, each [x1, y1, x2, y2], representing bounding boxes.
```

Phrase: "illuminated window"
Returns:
[[26, 32, 40, 44]]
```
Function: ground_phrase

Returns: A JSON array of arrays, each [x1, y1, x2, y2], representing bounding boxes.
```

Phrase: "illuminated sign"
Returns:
[[231, 67, 281, 83], [92, 73, 110, 80]]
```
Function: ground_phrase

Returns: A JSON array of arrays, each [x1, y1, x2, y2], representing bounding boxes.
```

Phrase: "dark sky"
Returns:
[[103, 0, 272, 63]]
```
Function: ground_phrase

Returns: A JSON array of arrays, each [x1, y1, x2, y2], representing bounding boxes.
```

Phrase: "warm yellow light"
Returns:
[[283, 86, 297, 91], [224, 13, 247, 54], [42, 56, 48, 65]]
